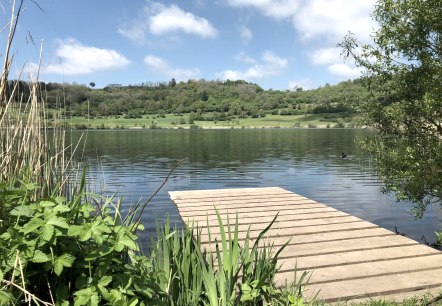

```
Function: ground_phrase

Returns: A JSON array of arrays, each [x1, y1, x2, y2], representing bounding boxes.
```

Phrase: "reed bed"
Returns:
[[0, 0, 70, 200]]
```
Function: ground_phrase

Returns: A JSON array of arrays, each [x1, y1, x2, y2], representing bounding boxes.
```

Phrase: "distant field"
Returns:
[[57, 113, 362, 129]]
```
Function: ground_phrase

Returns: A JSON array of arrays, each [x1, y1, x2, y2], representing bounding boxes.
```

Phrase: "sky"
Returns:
[[3, 0, 377, 90]]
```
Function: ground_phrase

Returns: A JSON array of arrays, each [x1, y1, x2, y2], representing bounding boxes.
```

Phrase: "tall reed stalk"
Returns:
[[0, 0, 69, 199]]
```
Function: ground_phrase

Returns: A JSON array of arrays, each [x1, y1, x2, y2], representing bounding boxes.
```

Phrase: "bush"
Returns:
[[334, 119, 346, 128], [0, 178, 161, 305], [74, 123, 88, 130]]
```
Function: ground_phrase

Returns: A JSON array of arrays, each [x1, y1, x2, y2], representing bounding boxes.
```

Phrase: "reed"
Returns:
[[0, 0, 70, 200]]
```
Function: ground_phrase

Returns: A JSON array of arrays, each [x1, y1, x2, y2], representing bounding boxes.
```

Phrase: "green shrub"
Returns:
[[0, 176, 161, 305]]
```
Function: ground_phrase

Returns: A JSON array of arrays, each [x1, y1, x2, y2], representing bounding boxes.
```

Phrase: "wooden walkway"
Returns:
[[169, 187, 442, 303]]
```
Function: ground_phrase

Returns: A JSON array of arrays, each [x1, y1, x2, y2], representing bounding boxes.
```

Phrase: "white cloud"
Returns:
[[227, 0, 375, 44], [225, 0, 375, 82], [309, 47, 342, 65], [118, 21, 147, 44], [226, 0, 300, 19], [217, 50, 288, 80], [288, 78, 314, 90], [119, 2, 217, 42], [144, 54, 201, 80], [328, 63, 363, 79], [235, 51, 256, 64], [239, 26, 252, 43], [42, 38, 129, 75], [292, 0, 376, 43]]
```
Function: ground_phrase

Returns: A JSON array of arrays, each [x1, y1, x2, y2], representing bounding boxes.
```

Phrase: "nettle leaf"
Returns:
[[67, 225, 83, 237], [9, 205, 32, 217], [74, 287, 96, 306], [54, 253, 75, 276], [46, 216, 69, 229], [117, 234, 138, 251], [90, 221, 112, 244], [53, 204, 71, 214], [39, 200, 56, 208], [40, 224, 55, 241], [31, 250, 50, 263], [54, 196, 66, 205], [21, 217, 44, 234]]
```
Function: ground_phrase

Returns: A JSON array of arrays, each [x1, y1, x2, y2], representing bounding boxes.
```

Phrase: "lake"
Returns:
[[68, 128, 442, 244]]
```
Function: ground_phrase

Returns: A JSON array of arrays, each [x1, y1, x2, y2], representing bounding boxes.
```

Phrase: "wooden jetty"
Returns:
[[169, 187, 442, 303]]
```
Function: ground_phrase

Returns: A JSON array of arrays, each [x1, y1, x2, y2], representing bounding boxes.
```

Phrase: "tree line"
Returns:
[[7, 78, 370, 120]]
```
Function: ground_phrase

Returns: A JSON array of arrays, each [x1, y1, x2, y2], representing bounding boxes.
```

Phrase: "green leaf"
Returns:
[[31, 250, 50, 263], [74, 288, 95, 306], [99, 275, 112, 287], [117, 235, 138, 251], [40, 224, 55, 241], [21, 217, 44, 234], [54, 196, 66, 205], [128, 298, 139, 306], [54, 204, 71, 213], [0, 290, 14, 304], [40, 200, 56, 208], [46, 216, 69, 229], [67, 225, 83, 237], [58, 253, 75, 267], [53, 253, 76, 275], [9, 205, 32, 217]]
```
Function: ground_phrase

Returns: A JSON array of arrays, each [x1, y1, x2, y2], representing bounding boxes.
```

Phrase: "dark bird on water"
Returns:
[[341, 152, 347, 158]]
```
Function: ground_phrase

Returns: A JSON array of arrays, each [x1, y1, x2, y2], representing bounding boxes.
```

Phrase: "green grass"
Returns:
[[61, 113, 362, 129]]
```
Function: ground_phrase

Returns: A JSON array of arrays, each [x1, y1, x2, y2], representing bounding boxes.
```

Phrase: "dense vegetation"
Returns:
[[341, 0, 442, 218], [7, 78, 368, 122]]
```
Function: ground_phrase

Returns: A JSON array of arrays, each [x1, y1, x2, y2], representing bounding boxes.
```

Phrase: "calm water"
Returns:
[[68, 129, 442, 244]]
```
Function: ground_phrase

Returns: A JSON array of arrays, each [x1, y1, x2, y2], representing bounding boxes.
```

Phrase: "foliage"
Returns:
[[152, 209, 306, 306], [0, 176, 162, 305], [8, 78, 368, 121], [340, 0, 442, 217]]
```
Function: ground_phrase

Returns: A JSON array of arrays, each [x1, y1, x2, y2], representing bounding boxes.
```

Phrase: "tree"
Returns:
[[169, 78, 176, 87], [340, 0, 442, 217]]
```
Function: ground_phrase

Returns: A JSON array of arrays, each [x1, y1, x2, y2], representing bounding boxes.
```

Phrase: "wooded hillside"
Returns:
[[8, 78, 370, 120]]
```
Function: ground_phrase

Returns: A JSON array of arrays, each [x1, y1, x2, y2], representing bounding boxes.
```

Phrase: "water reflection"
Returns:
[[68, 129, 442, 244]]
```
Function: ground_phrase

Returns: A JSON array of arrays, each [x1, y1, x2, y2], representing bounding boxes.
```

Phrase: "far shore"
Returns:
[[55, 113, 364, 130]]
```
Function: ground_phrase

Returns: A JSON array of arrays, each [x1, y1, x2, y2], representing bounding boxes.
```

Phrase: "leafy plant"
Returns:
[[0, 175, 161, 305], [152, 208, 303, 306]]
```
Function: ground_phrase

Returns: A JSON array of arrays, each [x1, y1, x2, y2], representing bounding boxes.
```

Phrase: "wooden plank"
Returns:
[[277, 254, 442, 285], [278, 244, 440, 270], [169, 187, 291, 200], [179, 211, 350, 224], [198, 221, 378, 243], [192, 215, 362, 234], [304, 268, 442, 303], [169, 187, 442, 303], [202, 233, 418, 255], [179, 204, 335, 216], [175, 197, 318, 209]]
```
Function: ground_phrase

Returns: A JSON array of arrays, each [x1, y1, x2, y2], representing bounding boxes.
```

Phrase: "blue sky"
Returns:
[[5, 0, 376, 90]]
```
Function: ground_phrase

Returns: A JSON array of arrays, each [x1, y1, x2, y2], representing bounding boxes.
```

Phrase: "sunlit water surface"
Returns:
[[68, 129, 442, 244]]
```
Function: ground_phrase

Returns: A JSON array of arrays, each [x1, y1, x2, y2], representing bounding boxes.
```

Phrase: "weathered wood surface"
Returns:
[[169, 187, 442, 303]]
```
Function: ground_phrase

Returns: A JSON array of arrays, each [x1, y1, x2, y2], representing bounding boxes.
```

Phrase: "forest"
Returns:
[[7, 78, 370, 122]]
